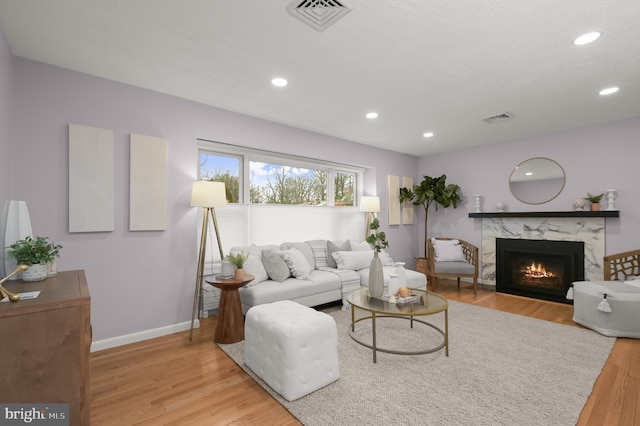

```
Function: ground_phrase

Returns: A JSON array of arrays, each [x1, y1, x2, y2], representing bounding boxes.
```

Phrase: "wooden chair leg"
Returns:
[[473, 277, 477, 295], [457, 277, 461, 290]]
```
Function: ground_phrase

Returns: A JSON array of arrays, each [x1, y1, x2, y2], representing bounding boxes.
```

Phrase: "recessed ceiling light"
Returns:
[[574, 32, 601, 45], [599, 87, 619, 95], [423, 132, 434, 138], [271, 77, 288, 87], [366, 112, 378, 119]]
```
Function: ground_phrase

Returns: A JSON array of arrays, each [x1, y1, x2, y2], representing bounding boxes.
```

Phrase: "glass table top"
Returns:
[[346, 287, 448, 316]]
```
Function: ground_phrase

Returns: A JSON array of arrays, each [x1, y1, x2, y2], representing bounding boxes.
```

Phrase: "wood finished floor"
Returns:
[[91, 282, 640, 425]]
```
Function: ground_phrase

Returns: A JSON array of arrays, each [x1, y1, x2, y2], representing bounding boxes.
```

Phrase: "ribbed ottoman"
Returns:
[[244, 300, 340, 401]]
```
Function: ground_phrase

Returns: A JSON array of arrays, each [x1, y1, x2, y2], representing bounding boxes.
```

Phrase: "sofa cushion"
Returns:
[[262, 249, 291, 282], [280, 242, 316, 270], [239, 270, 342, 307], [332, 250, 374, 270], [358, 266, 427, 290], [306, 239, 330, 268], [281, 247, 313, 280], [434, 261, 475, 274], [327, 240, 350, 268]]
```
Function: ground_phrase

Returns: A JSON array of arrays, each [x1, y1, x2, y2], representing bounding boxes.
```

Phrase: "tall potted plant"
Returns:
[[399, 174, 461, 271]]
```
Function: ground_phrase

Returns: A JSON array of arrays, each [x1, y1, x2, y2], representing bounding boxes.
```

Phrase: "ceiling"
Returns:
[[1, 0, 639, 156]]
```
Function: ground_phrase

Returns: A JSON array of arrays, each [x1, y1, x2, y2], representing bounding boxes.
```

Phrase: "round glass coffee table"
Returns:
[[346, 287, 448, 363]]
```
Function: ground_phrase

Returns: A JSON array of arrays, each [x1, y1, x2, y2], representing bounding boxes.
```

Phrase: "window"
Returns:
[[197, 140, 361, 207], [199, 152, 241, 203], [194, 140, 365, 277]]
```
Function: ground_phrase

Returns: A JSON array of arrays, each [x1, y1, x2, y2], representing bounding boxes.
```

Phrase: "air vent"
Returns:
[[481, 112, 514, 124], [287, 0, 353, 33]]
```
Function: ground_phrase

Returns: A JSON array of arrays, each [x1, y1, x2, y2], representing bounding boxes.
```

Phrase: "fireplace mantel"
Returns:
[[469, 211, 619, 218]]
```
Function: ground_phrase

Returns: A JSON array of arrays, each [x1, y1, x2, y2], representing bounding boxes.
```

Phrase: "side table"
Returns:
[[205, 274, 254, 343]]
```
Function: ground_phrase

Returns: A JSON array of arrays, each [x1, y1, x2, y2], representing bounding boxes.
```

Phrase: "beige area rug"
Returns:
[[219, 300, 614, 426]]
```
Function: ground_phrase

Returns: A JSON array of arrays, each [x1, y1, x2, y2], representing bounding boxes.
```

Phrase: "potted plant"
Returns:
[[226, 251, 249, 280], [365, 218, 388, 298], [7, 236, 62, 282], [584, 192, 604, 211], [399, 174, 461, 272]]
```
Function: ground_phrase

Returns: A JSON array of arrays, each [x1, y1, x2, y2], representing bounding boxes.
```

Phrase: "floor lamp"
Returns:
[[360, 196, 380, 240], [190, 181, 227, 341]]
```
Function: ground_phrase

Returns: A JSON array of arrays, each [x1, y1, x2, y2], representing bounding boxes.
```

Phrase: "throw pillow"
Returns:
[[280, 242, 316, 270], [350, 240, 372, 251], [434, 244, 465, 262], [431, 238, 460, 246], [332, 250, 374, 270], [262, 249, 291, 282], [241, 248, 269, 287], [327, 240, 350, 268], [280, 248, 312, 280]]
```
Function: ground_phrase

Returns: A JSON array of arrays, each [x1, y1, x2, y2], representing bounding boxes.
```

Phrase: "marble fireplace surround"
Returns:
[[469, 211, 620, 286]]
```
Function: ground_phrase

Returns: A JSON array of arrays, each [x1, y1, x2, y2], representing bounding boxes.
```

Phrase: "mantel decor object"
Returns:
[[474, 194, 482, 213], [605, 189, 617, 211]]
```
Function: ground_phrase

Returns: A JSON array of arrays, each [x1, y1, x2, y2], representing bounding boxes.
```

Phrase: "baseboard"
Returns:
[[91, 319, 200, 352]]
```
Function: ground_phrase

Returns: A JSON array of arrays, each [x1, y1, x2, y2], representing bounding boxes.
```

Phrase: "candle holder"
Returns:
[[605, 189, 617, 211]]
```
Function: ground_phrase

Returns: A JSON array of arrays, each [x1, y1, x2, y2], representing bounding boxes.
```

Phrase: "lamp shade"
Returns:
[[190, 181, 227, 208], [359, 196, 380, 213]]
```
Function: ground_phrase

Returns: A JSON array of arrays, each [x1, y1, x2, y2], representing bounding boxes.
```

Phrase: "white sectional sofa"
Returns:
[[229, 240, 427, 313]]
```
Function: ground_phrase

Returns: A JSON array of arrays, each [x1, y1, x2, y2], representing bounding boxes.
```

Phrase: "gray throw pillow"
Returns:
[[327, 240, 350, 268], [262, 249, 291, 282]]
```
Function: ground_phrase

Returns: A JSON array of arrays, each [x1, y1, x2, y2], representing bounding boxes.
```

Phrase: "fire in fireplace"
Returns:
[[496, 238, 585, 304]]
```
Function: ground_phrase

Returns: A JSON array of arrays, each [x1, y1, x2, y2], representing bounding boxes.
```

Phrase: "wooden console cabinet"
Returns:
[[0, 270, 91, 425]]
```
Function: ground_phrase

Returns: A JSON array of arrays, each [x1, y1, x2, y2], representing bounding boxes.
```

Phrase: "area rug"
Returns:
[[218, 301, 614, 425]]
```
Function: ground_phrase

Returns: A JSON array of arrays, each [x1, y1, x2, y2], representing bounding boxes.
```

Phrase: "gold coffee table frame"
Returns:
[[346, 287, 448, 363]]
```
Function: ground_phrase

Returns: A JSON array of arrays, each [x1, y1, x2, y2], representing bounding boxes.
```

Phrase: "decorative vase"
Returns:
[[368, 252, 384, 298], [387, 273, 399, 297], [396, 262, 407, 287], [21, 263, 48, 282], [591, 203, 600, 212], [234, 268, 244, 281]]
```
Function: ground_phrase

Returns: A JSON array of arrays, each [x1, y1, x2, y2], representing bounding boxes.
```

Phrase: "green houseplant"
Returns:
[[7, 236, 62, 282], [366, 218, 389, 253], [584, 192, 604, 211], [399, 174, 461, 264], [226, 251, 249, 280]]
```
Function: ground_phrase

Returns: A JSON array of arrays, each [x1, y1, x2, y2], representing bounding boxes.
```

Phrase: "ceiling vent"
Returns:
[[481, 112, 514, 124], [287, 0, 353, 33]]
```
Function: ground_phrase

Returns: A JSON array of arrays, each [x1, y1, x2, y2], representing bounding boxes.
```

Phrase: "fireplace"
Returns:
[[496, 238, 585, 304]]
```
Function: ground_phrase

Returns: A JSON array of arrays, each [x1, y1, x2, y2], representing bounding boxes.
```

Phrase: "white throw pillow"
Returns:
[[280, 248, 312, 280], [434, 244, 465, 262], [432, 238, 460, 246], [242, 249, 269, 287], [332, 250, 374, 270], [350, 240, 372, 251]]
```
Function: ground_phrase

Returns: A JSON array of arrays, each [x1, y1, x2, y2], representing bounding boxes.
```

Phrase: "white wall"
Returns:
[[417, 117, 640, 257]]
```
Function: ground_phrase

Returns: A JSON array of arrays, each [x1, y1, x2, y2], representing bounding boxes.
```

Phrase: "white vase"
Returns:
[[368, 252, 384, 298], [388, 273, 399, 297], [396, 262, 407, 287], [21, 263, 48, 282]]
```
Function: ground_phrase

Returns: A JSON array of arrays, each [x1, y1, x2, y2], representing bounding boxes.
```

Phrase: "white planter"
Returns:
[[21, 264, 48, 282]]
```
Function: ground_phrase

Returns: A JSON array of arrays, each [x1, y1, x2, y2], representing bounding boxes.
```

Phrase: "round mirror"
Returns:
[[509, 158, 565, 204]]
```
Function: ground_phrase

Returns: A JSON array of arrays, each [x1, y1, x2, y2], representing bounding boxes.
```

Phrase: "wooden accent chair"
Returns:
[[427, 238, 479, 294], [603, 249, 640, 281]]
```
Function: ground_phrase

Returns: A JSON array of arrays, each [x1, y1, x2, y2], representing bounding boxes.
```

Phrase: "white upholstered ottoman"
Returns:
[[572, 280, 640, 338], [244, 300, 340, 401]]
